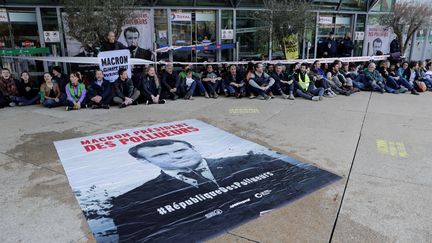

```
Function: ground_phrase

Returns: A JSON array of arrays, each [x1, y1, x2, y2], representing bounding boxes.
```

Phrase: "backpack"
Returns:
[[414, 81, 427, 92]]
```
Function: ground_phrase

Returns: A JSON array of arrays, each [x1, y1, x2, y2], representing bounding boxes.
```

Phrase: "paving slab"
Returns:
[[0, 161, 89, 243]]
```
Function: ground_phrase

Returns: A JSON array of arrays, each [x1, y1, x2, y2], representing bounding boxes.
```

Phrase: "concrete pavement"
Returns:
[[0, 91, 431, 242]]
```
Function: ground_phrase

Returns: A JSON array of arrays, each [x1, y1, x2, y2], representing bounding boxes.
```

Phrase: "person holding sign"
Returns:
[[65, 72, 87, 111], [113, 68, 140, 108], [138, 66, 166, 105]]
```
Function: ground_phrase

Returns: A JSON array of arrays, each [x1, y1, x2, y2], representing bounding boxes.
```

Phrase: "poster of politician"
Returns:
[[54, 119, 340, 242], [363, 25, 392, 56], [63, 10, 153, 60]]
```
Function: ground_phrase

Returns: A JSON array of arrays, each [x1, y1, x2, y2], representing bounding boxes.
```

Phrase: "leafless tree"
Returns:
[[380, 1, 432, 54], [63, 0, 137, 47], [259, 0, 316, 59]]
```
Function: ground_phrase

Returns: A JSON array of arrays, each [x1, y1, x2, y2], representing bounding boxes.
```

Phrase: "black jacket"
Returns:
[[114, 78, 135, 99], [87, 79, 112, 101], [100, 41, 127, 52], [109, 153, 340, 242], [161, 71, 180, 91], [139, 75, 161, 97], [224, 72, 245, 86], [338, 38, 354, 57], [16, 80, 39, 99], [390, 39, 401, 54]]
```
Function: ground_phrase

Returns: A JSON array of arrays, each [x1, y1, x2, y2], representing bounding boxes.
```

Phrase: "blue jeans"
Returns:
[[396, 77, 414, 90], [193, 80, 207, 96], [226, 84, 246, 95], [385, 77, 400, 93], [422, 78, 432, 89], [43, 99, 62, 108], [352, 75, 366, 90], [295, 83, 324, 100], [16, 94, 41, 106], [248, 85, 271, 97]]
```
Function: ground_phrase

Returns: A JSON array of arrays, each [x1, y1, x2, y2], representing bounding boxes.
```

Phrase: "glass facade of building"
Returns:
[[0, 0, 397, 76]]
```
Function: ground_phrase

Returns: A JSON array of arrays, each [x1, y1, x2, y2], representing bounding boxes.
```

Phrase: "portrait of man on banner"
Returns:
[[108, 138, 339, 242]]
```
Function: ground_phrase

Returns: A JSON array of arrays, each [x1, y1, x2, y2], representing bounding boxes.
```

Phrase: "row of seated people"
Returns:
[[1, 59, 431, 110]]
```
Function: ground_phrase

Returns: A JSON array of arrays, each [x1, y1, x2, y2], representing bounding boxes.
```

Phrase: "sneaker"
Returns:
[[159, 99, 166, 104], [91, 104, 99, 109], [249, 94, 256, 99], [281, 93, 289, 99], [258, 94, 271, 100], [398, 87, 408, 93], [411, 89, 420, 95], [17, 102, 24, 106], [319, 96, 323, 101], [204, 92, 210, 98], [119, 103, 127, 108], [311, 96, 320, 101], [101, 104, 110, 109], [330, 89, 337, 97], [131, 101, 139, 105], [173, 95, 178, 100], [288, 94, 295, 100], [268, 91, 275, 99], [9, 102, 16, 107], [65, 106, 74, 111], [380, 89, 385, 94], [212, 91, 218, 99]]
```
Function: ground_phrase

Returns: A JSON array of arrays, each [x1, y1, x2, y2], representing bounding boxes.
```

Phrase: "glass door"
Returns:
[[193, 10, 216, 62]]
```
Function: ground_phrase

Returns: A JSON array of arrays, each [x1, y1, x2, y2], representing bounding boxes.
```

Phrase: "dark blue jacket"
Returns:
[[87, 79, 112, 101]]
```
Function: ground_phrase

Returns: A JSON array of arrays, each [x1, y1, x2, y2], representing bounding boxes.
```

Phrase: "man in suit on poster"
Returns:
[[109, 139, 339, 242]]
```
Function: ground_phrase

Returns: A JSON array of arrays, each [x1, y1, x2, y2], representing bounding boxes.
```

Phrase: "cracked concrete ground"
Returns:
[[1, 91, 431, 243]]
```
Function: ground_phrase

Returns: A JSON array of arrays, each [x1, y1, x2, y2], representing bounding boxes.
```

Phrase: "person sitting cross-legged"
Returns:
[[161, 64, 180, 100], [65, 72, 87, 111], [139, 66, 166, 105], [16, 71, 40, 106], [248, 63, 275, 100], [270, 64, 293, 100], [201, 64, 222, 99], [87, 69, 112, 109], [223, 64, 246, 98], [363, 63, 386, 93], [294, 63, 324, 101], [113, 68, 140, 108]]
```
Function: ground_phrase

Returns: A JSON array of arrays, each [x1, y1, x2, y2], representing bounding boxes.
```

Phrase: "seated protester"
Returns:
[[245, 62, 255, 81], [266, 64, 275, 75], [248, 63, 275, 100], [333, 60, 357, 93], [113, 68, 140, 108], [0, 68, 19, 107], [201, 65, 222, 99], [51, 66, 68, 94], [397, 61, 409, 78], [271, 64, 294, 100], [160, 64, 180, 100], [16, 71, 40, 106], [423, 62, 432, 90], [310, 60, 337, 98], [389, 62, 418, 95], [40, 72, 64, 108], [139, 66, 166, 105], [178, 65, 208, 98], [403, 61, 427, 92], [363, 63, 386, 93], [379, 60, 407, 94], [87, 69, 112, 109], [65, 72, 87, 111], [418, 61, 432, 90], [223, 64, 246, 98], [326, 63, 350, 96], [178, 69, 198, 100], [294, 63, 324, 101]]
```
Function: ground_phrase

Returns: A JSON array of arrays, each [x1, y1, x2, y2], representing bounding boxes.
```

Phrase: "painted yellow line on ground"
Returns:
[[376, 139, 408, 158], [228, 108, 260, 114]]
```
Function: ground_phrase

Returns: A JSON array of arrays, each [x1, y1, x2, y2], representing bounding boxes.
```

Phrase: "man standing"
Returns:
[[113, 68, 140, 108], [323, 32, 338, 58], [87, 70, 112, 109], [338, 32, 354, 57], [0, 68, 18, 108], [100, 31, 126, 52]]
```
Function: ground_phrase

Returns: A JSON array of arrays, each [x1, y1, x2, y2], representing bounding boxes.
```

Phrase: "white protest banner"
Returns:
[[98, 50, 131, 82], [363, 25, 392, 56], [0, 8, 8, 22]]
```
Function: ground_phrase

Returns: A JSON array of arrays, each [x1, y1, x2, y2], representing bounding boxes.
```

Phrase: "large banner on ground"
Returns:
[[54, 119, 340, 242]]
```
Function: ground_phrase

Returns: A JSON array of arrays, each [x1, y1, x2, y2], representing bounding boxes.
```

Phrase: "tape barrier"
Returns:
[[156, 43, 236, 53], [5, 54, 390, 66]]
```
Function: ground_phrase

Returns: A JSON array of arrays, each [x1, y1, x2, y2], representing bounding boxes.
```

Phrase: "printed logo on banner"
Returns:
[[98, 50, 131, 82], [54, 119, 341, 243], [171, 12, 192, 22]]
